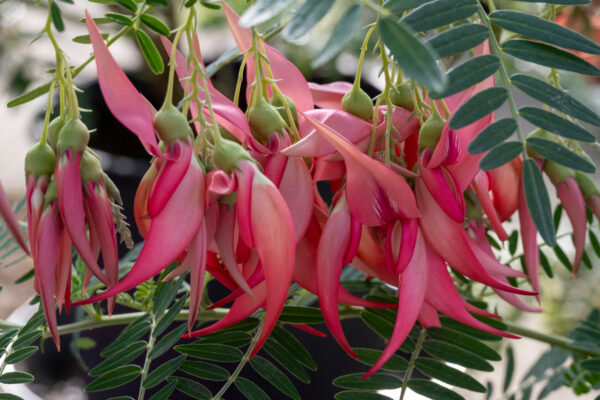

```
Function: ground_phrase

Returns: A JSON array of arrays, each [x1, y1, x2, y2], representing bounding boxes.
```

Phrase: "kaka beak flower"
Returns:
[[575, 171, 600, 223], [0, 182, 29, 255], [470, 170, 509, 241], [489, 157, 521, 222]]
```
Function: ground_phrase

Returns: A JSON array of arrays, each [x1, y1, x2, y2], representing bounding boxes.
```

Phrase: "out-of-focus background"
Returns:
[[2, 1, 600, 399]]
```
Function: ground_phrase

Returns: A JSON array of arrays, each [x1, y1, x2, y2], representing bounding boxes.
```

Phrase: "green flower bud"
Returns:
[[57, 119, 90, 153], [153, 104, 193, 146], [80, 151, 103, 184], [248, 98, 286, 140], [44, 179, 58, 205], [271, 93, 298, 128], [574, 171, 600, 199], [544, 159, 574, 185], [418, 113, 446, 152], [341, 87, 373, 120], [25, 142, 56, 179], [390, 82, 414, 111], [212, 138, 252, 173], [47, 116, 65, 151], [525, 128, 552, 159]]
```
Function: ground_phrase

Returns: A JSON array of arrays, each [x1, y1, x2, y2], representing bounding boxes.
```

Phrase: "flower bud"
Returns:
[[390, 82, 414, 111], [57, 119, 90, 153], [44, 179, 58, 205], [80, 151, 103, 184], [48, 116, 65, 151], [212, 138, 252, 173], [341, 87, 373, 120], [271, 93, 298, 127], [543, 159, 574, 185], [525, 128, 552, 159], [153, 104, 193, 146], [248, 98, 286, 140], [25, 142, 56, 179], [418, 113, 445, 152], [574, 171, 600, 199]]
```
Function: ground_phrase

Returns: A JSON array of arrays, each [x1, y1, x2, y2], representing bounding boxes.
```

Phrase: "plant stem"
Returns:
[[399, 329, 427, 400], [137, 313, 156, 400]]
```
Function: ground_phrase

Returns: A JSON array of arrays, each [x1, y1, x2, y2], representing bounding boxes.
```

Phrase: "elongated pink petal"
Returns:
[[57, 152, 108, 285], [462, 301, 500, 318], [418, 303, 441, 328], [27, 174, 47, 260], [187, 222, 208, 333], [395, 219, 418, 274], [55, 227, 71, 312], [355, 226, 397, 285], [86, 12, 158, 155], [206, 263, 264, 310], [290, 324, 327, 337], [308, 81, 352, 109], [492, 276, 542, 313], [0, 181, 29, 254], [36, 204, 61, 349], [277, 157, 313, 242], [416, 179, 535, 295], [363, 230, 429, 378], [588, 195, 600, 223], [489, 158, 521, 221], [518, 176, 541, 298], [73, 158, 205, 305], [148, 141, 193, 218], [222, 2, 313, 112], [471, 171, 508, 240], [303, 113, 419, 226], [557, 178, 587, 277], [420, 150, 465, 223], [235, 163, 255, 248], [317, 196, 358, 358]]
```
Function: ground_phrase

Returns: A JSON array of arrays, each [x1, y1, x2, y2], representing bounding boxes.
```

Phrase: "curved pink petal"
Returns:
[[235, 163, 255, 248], [86, 12, 158, 155], [0, 181, 29, 254], [290, 324, 327, 337], [206, 263, 264, 310], [395, 219, 418, 274], [308, 81, 352, 110], [187, 222, 208, 333], [420, 150, 465, 223], [418, 303, 441, 328], [518, 171, 541, 298], [557, 178, 587, 277], [278, 156, 313, 242], [27, 174, 47, 260], [55, 227, 72, 312], [489, 158, 521, 221], [492, 276, 542, 313], [471, 171, 508, 241]]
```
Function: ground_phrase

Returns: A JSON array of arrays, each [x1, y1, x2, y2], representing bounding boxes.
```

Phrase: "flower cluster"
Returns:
[[11, 2, 599, 379]]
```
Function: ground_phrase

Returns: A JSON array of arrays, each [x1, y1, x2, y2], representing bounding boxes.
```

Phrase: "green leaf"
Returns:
[[50, 2, 65, 32], [198, 331, 252, 348], [526, 138, 595, 173], [333, 373, 402, 390], [263, 338, 311, 383], [503, 346, 515, 392], [153, 272, 184, 317], [136, 29, 164, 74], [148, 379, 177, 400], [179, 360, 229, 381], [511, 74, 600, 126], [468, 118, 517, 155], [450, 87, 508, 130], [73, 34, 110, 44], [0, 395, 24, 400], [508, 231, 519, 255], [581, 358, 600, 372], [430, 55, 500, 99], [85, 365, 142, 392], [20, 309, 45, 334], [379, 18, 446, 92], [12, 330, 42, 349], [174, 343, 243, 362], [147, 0, 169, 5], [236, 377, 271, 400], [90, 341, 147, 376], [0, 372, 34, 384], [539, 250, 554, 278], [519, 107, 595, 143], [239, 0, 294, 27], [422, 340, 493, 371], [171, 376, 211, 399], [101, 314, 150, 357], [590, 231, 600, 257], [384, 0, 429, 13], [220, 317, 260, 333], [415, 358, 485, 392], [154, 295, 186, 337], [14, 269, 34, 284], [335, 392, 392, 400], [6, 346, 37, 364], [250, 356, 301, 400], [427, 23, 489, 59], [479, 141, 523, 170], [271, 326, 316, 370], [0, 329, 19, 351], [353, 348, 408, 371], [523, 159, 556, 246], [141, 15, 171, 36], [143, 354, 186, 389], [115, 0, 137, 11], [279, 306, 324, 324], [149, 324, 187, 360], [76, 337, 97, 350], [105, 13, 134, 26], [311, 5, 361, 68], [361, 311, 393, 339], [426, 327, 501, 361], [282, 0, 334, 41], [490, 10, 600, 55], [7, 82, 52, 108], [513, 0, 589, 5], [401, 0, 477, 32], [503, 39, 600, 76], [553, 244, 572, 271], [407, 379, 465, 400]]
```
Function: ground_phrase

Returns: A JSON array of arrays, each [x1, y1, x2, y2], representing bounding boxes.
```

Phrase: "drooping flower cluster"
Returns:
[[6, 2, 597, 379]]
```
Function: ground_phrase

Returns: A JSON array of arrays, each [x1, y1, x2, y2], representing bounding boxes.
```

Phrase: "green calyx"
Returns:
[[57, 119, 90, 153], [212, 138, 252, 173], [47, 116, 66, 151], [525, 128, 552, 159], [575, 171, 600, 199], [44, 179, 58, 205], [544, 159, 574, 186], [102, 173, 123, 205], [80, 151, 103, 184], [390, 82, 414, 111], [25, 142, 56, 179], [271, 93, 298, 128], [341, 86, 373, 120], [248, 98, 286, 140], [153, 104, 193, 146], [418, 112, 446, 152]]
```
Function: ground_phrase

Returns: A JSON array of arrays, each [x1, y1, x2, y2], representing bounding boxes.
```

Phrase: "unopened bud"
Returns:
[[57, 119, 90, 153], [390, 82, 414, 111], [154, 104, 193, 146], [341, 87, 373, 120], [25, 142, 56, 179], [212, 138, 252, 173], [248, 98, 286, 140], [418, 113, 446, 152]]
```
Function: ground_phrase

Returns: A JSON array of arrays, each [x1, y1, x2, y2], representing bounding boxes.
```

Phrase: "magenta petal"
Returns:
[[471, 171, 508, 241], [420, 150, 465, 223], [492, 276, 543, 313], [0, 181, 29, 254], [55, 228, 72, 312], [277, 156, 313, 242], [85, 12, 158, 155], [57, 152, 108, 285], [363, 230, 428, 378], [187, 222, 208, 333], [418, 303, 441, 328], [557, 178, 587, 277], [518, 177, 541, 298], [396, 219, 418, 274], [207, 264, 264, 310], [308, 81, 352, 110], [235, 162, 255, 248]]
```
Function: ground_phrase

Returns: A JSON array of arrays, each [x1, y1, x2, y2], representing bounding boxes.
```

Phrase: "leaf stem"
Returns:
[[137, 313, 156, 400], [399, 328, 427, 400]]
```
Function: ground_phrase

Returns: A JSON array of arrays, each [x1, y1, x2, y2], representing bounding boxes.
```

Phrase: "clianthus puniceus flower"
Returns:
[[9, 2, 600, 388]]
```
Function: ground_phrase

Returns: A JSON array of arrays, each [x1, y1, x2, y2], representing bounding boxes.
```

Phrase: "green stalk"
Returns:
[[399, 329, 427, 400]]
